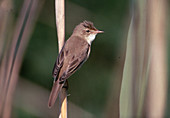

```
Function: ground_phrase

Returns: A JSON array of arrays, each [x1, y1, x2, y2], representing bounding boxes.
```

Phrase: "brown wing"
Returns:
[[48, 44, 66, 108], [48, 42, 90, 108], [52, 45, 65, 81], [49, 36, 90, 108], [59, 45, 90, 82]]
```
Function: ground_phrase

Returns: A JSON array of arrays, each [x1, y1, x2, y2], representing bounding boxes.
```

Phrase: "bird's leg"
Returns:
[[62, 80, 68, 90]]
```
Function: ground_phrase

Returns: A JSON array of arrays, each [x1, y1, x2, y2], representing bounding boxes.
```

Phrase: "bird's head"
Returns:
[[73, 21, 103, 44]]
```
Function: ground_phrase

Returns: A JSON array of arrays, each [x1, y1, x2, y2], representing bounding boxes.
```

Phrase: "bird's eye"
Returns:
[[86, 30, 90, 33]]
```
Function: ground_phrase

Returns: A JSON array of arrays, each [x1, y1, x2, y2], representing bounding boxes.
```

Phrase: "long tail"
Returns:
[[48, 81, 62, 108]]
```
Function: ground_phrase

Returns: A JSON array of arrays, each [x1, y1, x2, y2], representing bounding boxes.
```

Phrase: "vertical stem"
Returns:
[[0, 0, 13, 114], [59, 88, 67, 118], [146, 0, 167, 117], [55, 0, 65, 52], [55, 0, 67, 118]]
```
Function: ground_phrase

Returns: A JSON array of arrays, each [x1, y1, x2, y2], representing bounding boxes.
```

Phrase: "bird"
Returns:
[[48, 21, 103, 108]]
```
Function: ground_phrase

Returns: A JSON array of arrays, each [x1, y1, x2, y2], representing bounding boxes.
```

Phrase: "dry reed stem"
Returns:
[[59, 88, 67, 118], [120, 1, 150, 117], [55, 0, 67, 118], [131, 1, 149, 116], [0, 0, 43, 117], [146, 0, 168, 117], [55, 0, 65, 52], [0, 0, 13, 114], [0, 0, 12, 60]]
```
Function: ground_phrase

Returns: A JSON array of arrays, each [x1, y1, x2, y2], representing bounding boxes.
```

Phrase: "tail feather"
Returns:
[[48, 81, 62, 108]]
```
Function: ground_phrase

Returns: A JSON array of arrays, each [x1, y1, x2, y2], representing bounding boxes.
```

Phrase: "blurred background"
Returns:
[[0, 0, 169, 118]]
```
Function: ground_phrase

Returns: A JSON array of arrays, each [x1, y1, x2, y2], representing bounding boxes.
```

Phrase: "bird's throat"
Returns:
[[86, 34, 96, 44]]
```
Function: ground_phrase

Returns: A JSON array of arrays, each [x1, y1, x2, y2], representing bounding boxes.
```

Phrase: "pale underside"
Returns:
[[86, 34, 96, 44]]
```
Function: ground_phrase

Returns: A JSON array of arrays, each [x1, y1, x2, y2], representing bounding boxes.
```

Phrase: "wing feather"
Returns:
[[59, 46, 90, 82], [52, 46, 65, 81]]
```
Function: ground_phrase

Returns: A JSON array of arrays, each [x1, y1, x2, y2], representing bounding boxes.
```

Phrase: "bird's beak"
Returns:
[[94, 30, 104, 34]]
